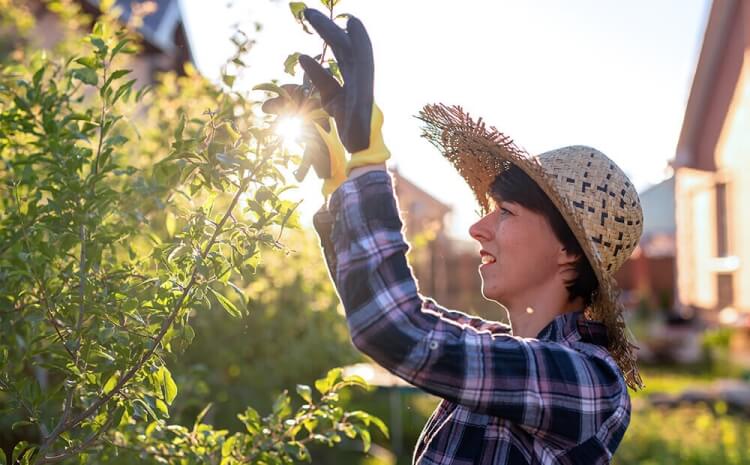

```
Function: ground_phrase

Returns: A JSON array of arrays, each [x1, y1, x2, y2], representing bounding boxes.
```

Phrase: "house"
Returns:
[[20, 0, 193, 84], [673, 0, 750, 333]]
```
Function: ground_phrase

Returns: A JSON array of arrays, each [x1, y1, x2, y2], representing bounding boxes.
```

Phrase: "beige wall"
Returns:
[[715, 52, 750, 310]]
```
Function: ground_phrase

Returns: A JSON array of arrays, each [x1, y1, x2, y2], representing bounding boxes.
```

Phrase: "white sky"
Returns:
[[178, 0, 711, 238]]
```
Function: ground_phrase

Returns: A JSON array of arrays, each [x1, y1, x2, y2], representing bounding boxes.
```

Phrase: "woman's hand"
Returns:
[[299, 8, 390, 176]]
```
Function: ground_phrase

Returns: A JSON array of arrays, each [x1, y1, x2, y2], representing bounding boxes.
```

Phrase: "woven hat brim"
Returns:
[[416, 103, 643, 390]]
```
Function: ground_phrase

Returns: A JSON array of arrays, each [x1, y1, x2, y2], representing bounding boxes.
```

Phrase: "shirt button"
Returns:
[[429, 341, 439, 350]]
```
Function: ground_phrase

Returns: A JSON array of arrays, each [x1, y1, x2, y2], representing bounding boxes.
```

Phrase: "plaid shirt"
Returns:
[[313, 170, 630, 465]]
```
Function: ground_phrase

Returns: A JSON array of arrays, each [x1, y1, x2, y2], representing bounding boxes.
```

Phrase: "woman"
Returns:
[[280, 8, 643, 464]]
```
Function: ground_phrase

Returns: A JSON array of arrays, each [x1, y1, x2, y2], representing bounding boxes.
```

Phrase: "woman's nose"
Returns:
[[469, 216, 491, 242]]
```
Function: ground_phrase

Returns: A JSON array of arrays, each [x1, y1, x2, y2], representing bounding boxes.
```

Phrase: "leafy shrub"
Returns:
[[0, 0, 385, 463]]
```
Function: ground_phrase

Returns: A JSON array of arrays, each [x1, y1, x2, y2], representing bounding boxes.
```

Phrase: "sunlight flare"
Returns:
[[275, 116, 304, 148]]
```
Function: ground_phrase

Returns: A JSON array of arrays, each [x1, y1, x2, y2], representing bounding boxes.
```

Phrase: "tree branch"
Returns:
[[63, 173, 254, 435], [36, 414, 116, 465]]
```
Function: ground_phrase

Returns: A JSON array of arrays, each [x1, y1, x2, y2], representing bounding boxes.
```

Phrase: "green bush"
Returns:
[[0, 0, 385, 463]]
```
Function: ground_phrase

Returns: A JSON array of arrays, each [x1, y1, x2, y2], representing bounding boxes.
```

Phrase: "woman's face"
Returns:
[[468, 199, 566, 306]]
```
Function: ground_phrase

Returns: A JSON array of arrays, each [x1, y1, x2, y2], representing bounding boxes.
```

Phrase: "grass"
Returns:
[[616, 403, 750, 464], [615, 366, 750, 464]]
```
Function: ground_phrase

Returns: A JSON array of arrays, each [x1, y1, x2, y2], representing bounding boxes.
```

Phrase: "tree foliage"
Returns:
[[0, 1, 385, 464]]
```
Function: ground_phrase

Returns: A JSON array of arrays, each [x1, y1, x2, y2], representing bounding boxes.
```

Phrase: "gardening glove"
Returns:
[[298, 9, 390, 176], [261, 82, 347, 197]]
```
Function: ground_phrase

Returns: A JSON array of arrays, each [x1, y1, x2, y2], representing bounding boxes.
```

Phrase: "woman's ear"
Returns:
[[557, 246, 580, 282], [557, 246, 579, 266]]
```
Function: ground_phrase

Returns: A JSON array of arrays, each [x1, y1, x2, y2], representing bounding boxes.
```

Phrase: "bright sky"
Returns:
[[178, 0, 711, 238]]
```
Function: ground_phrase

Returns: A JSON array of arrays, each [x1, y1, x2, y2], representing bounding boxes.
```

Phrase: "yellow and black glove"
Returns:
[[299, 9, 390, 177]]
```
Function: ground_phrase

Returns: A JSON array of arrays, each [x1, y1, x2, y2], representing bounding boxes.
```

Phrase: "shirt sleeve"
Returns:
[[314, 170, 628, 446]]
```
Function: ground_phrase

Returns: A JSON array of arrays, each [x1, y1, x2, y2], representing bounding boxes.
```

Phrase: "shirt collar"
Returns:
[[536, 310, 609, 347]]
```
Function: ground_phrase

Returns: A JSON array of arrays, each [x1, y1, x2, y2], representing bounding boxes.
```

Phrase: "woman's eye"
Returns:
[[499, 207, 511, 215]]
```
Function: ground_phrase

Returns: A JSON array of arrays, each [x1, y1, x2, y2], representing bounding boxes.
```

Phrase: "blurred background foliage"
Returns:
[[171, 229, 361, 426]]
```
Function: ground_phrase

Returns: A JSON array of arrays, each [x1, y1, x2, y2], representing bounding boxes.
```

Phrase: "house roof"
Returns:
[[675, 0, 740, 168], [83, 0, 183, 54], [639, 176, 675, 237], [391, 168, 452, 215]]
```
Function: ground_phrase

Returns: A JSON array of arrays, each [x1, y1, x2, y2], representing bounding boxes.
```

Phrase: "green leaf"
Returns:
[[110, 37, 133, 58], [11, 420, 33, 431], [321, 0, 340, 8], [222, 73, 236, 88], [334, 373, 370, 392], [209, 287, 242, 318], [135, 84, 152, 102], [221, 435, 237, 458], [296, 384, 313, 403], [226, 281, 248, 313], [182, 324, 196, 346], [167, 243, 189, 263], [91, 37, 108, 55], [11, 442, 34, 465], [74, 56, 98, 69], [103, 69, 132, 94], [252, 82, 286, 96], [174, 114, 186, 141], [112, 78, 137, 104], [327, 59, 342, 83], [193, 403, 213, 430], [314, 367, 342, 394], [72, 68, 98, 86], [368, 415, 389, 439], [155, 398, 169, 416], [347, 410, 390, 438], [102, 372, 118, 394], [284, 52, 301, 76], [156, 365, 178, 404], [0, 447, 6, 465], [289, 2, 307, 19], [165, 211, 177, 237], [354, 425, 371, 452], [111, 405, 127, 428], [238, 407, 261, 434], [277, 199, 302, 230], [302, 417, 318, 433], [108, 69, 132, 80], [272, 390, 292, 418], [145, 420, 159, 437], [104, 134, 128, 147]]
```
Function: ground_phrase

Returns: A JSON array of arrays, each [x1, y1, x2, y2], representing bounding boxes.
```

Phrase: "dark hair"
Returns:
[[488, 165, 598, 306]]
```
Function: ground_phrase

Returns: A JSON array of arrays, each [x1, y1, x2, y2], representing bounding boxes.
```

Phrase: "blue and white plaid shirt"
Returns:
[[313, 170, 630, 464]]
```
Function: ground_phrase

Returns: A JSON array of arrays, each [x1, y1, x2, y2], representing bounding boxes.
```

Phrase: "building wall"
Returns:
[[714, 46, 750, 310], [675, 0, 750, 316], [676, 167, 718, 310]]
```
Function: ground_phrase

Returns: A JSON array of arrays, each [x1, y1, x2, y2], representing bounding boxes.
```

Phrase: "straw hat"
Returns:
[[417, 103, 644, 390]]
